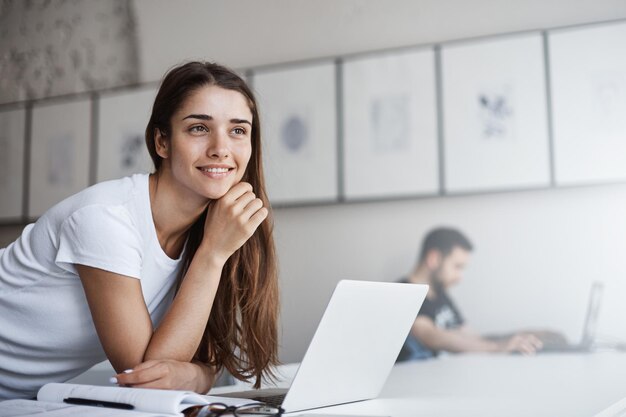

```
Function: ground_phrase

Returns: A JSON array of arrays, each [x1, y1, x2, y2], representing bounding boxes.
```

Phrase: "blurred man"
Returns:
[[397, 227, 544, 361]]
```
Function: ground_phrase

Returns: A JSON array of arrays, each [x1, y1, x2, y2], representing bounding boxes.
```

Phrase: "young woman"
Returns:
[[0, 62, 279, 399]]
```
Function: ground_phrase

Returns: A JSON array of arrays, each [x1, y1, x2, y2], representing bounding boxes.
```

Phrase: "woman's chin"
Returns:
[[201, 186, 231, 201], [197, 177, 244, 200]]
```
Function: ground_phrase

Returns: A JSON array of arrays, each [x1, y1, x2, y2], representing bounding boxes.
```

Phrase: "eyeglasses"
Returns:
[[186, 402, 284, 417]]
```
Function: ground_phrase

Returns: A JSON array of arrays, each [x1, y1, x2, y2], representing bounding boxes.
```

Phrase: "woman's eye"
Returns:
[[232, 127, 246, 135], [189, 125, 208, 133]]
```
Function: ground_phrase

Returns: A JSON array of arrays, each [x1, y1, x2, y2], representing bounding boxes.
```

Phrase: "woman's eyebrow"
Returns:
[[231, 118, 252, 126], [182, 114, 251, 126], [183, 113, 211, 121]]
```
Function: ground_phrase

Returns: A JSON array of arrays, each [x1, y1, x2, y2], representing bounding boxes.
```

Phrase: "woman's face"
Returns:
[[157, 84, 253, 200]]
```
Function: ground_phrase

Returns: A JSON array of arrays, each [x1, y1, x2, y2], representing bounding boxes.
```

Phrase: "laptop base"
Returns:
[[216, 388, 288, 407]]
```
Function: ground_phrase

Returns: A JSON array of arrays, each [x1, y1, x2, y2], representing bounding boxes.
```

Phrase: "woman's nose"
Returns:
[[207, 130, 229, 159]]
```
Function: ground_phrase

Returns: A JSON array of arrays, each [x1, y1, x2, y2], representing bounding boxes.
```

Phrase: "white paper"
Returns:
[[97, 87, 156, 182], [29, 99, 91, 218], [342, 48, 439, 199], [441, 32, 551, 193], [0, 399, 164, 417], [37, 383, 252, 415], [549, 21, 626, 185], [253, 61, 339, 204], [0, 108, 25, 220]]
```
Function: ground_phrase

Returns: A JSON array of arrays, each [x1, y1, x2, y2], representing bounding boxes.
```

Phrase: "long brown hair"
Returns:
[[145, 62, 279, 388]]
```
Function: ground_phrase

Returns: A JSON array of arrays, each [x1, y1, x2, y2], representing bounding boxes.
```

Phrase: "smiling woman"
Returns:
[[153, 84, 254, 203], [0, 62, 279, 400]]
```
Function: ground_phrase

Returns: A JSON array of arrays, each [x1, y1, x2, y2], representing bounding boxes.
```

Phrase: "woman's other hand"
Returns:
[[112, 359, 216, 393]]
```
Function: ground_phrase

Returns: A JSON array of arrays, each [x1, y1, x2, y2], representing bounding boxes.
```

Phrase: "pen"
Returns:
[[63, 397, 135, 410]]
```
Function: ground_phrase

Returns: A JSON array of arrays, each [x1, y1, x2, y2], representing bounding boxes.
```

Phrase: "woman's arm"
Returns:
[[77, 257, 222, 371], [77, 182, 268, 375], [411, 317, 501, 353]]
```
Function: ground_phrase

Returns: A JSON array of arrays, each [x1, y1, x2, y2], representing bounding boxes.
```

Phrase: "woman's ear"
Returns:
[[155, 128, 170, 159]]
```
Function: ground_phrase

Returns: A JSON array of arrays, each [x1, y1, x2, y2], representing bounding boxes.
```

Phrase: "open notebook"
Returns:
[[0, 383, 256, 417]]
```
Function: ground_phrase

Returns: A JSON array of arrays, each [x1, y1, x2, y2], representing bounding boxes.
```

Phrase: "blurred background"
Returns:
[[1, 0, 626, 365]]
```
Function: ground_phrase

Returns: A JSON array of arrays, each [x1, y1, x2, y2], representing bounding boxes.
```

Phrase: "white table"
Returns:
[[213, 352, 626, 417]]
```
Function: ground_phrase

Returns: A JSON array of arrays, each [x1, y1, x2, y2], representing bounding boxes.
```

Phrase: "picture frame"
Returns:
[[251, 61, 338, 205], [441, 32, 551, 193], [29, 98, 91, 218], [341, 47, 439, 200], [549, 21, 626, 185], [96, 86, 157, 183], [0, 107, 26, 221]]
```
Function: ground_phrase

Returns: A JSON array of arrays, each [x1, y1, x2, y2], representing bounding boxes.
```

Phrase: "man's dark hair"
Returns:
[[418, 227, 473, 264]]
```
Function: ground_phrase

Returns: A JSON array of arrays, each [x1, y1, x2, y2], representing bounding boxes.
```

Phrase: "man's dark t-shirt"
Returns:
[[397, 277, 465, 361]]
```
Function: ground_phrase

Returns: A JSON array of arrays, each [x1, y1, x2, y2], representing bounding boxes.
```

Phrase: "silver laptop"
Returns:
[[217, 280, 428, 413], [540, 281, 603, 353]]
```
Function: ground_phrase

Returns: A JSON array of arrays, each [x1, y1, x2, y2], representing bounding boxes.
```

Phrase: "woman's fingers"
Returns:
[[248, 206, 269, 229], [113, 362, 161, 386], [221, 182, 254, 205], [201, 182, 268, 261], [241, 197, 265, 221], [113, 361, 178, 389]]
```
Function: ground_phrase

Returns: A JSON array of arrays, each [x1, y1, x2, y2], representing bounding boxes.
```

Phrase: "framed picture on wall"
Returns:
[[97, 86, 157, 182], [29, 98, 91, 219], [251, 61, 338, 205], [342, 47, 439, 200], [0, 107, 26, 221], [441, 32, 551, 193], [549, 21, 626, 185]]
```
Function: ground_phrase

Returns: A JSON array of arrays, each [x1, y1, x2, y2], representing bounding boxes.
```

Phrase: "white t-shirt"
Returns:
[[0, 174, 183, 399]]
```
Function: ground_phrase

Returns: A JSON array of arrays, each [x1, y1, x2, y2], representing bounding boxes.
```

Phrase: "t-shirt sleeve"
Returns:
[[418, 297, 438, 321], [55, 204, 143, 279]]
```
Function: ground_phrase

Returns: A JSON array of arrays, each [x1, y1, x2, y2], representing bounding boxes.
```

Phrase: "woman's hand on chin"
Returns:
[[200, 181, 268, 264]]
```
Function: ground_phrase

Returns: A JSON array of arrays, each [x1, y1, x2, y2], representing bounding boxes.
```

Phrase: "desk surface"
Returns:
[[214, 352, 626, 417], [378, 352, 626, 417]]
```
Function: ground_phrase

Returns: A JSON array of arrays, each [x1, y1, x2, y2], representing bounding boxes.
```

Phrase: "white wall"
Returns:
[[128, 0, 626, 363], [275, 184, 626, 361], [133, 0, 626, 81]]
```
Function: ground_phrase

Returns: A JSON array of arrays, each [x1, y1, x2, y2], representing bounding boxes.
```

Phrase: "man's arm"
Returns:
[[412, 317, 500, 352], [411, 317, 542, 354]]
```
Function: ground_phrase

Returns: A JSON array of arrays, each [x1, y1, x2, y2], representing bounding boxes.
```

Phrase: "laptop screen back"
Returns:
[[580, 281, 604, 347], [282, 280, 428, 413]]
